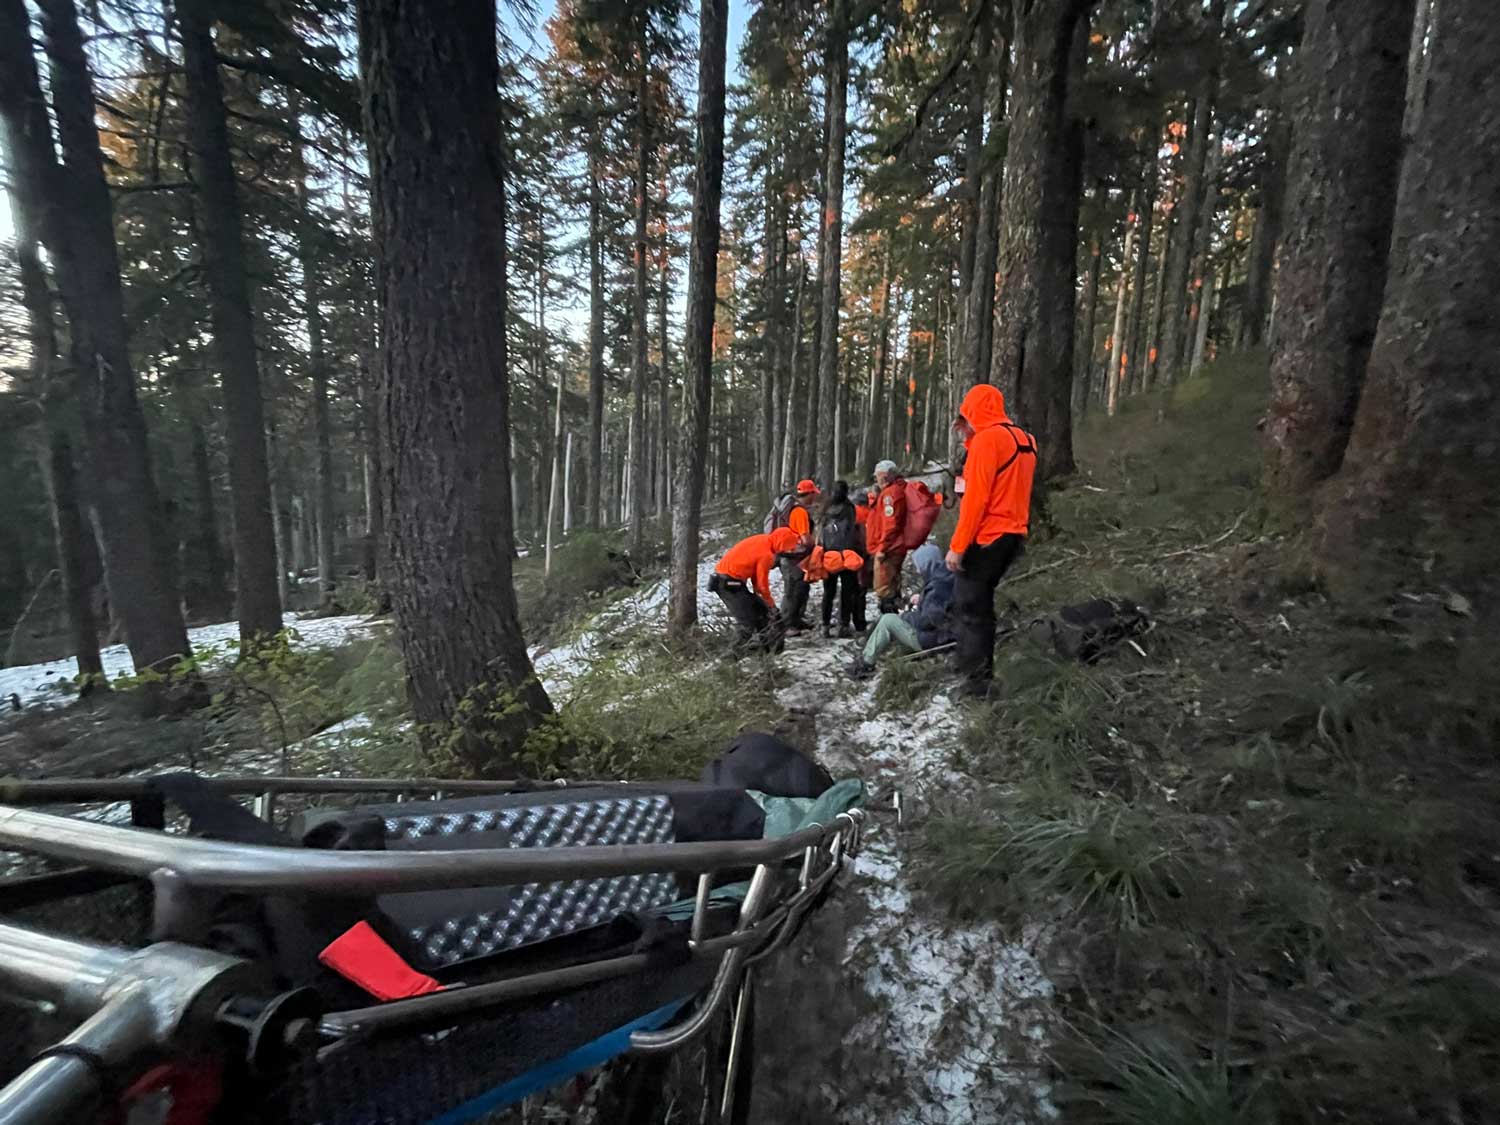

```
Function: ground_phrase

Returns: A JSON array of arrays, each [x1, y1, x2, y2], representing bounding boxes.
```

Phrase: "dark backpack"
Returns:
[[819, 502, 858, 553], [701, 732, 833, 798], [1028, 598, 1151, 664], [764, 493, 797, 533]]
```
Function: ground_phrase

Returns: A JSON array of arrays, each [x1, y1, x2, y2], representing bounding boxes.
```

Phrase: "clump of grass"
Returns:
[[1059, 1026, 1267, 1125], [873, 653, 944, 712], [916, 799, 1183, 930]]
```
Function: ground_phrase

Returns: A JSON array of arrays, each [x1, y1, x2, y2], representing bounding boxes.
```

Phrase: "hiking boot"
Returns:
[[956, 677, 996, 701], [822, 624, 836, 639], [837, 625, 854, 639], [846, 657, 876, 680]]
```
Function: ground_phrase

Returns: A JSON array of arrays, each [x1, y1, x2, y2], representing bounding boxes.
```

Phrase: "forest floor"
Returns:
[[2, 352, 1496, 1122]]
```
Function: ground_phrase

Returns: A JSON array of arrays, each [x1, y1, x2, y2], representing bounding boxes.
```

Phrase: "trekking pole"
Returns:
[[895, 642, 956, 663]]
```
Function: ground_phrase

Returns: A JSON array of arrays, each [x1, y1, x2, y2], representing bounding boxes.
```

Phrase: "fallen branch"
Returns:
[[1006, 550, 1088, 585], [1157, 508, 1251, 560]]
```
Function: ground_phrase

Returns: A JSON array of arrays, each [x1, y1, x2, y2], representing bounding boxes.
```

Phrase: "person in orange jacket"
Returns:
[[711, 526, 803, 654], [770, 479, 819, 631], [865, 460, 908, 614], [946, 384, 1037, 694]]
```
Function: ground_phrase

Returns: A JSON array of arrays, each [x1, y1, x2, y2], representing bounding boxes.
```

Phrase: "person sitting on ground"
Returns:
[[865, 460, 908, 615], [710, 526, 804, 655], [777, 479, 820, 633], [817, 480, 868, 639], [847, 544, 955, 678]]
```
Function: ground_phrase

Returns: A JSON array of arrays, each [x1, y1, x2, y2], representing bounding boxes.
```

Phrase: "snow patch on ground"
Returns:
[[0, 613, 380, 709], [776, 638, 1057, 1123]]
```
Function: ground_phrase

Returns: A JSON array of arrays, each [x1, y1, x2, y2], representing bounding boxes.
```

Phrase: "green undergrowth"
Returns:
[[911, 353, 1500, 1121]]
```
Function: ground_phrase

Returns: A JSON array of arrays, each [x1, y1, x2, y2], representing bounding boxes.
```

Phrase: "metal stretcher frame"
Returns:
[[0, 777, 864, 1124]]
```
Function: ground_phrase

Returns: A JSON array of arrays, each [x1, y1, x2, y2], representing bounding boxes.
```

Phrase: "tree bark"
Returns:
[[8, 0, 190, 673], [961, 0, 1004, 385], [859, 241, 893, 474], [957, 0, 992, 349], [0, 41, 104, 680], [291, 97, 336, 611], [359, 352, 383, 584], [1076, 233, 1101, 415], [668, 0, 727, 635], [1240, 114, 1287, 349], [657, 237, 672, 514], [184, 418, 233, 620], [1156, 97, 1211, 387], [629, 23, 651, 552], [1264, 0, 1414, 498], [779, 262, 806, 488], [1122, 135, 1159, 395], [991, 0, 1090, 479], [1141, 199, 1172, 391], [1320, 0, 1497, 588], [358, 0, 551, 772], [1105, 199, 1138, 416], [586, 146, 605, 529], [815, 0, 849, 488], [180, 0, 283, 643]]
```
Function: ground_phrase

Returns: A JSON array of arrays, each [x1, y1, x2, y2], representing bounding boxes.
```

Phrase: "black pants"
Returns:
[[821, 572, 867, 630], [954, 534, 1025, 683], [711, 575, 782, 654], [780, 558, 810, 625]]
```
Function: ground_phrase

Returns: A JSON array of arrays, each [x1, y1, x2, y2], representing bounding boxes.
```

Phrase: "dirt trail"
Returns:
[[748, 635, 1056, 1124]]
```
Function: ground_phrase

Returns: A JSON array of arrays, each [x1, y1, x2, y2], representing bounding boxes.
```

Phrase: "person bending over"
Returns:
[[710, 527, 803, 655]]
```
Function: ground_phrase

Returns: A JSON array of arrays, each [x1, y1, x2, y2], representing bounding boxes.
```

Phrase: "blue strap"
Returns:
[[424, 998, 691, 1125]]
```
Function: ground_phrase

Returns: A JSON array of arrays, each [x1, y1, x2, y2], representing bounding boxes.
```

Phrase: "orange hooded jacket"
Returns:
[[717, 527, 802, 606], [950, 384, 1037, 553]]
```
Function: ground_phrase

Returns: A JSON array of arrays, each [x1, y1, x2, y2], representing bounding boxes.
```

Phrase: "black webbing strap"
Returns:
[[993, 423, 1036, 475], [144, 773, 292, 847]]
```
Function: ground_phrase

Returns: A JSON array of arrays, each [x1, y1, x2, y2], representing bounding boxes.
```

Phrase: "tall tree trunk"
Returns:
[[629, 24, 651, 552], [0, 48, 104, 679], [962, 0, 1005, 384], [7, 0, 189, 673], [1189, 267, 1216, 377], [180, 0, 282, 643], [992, 0, 1090, 479], [759, 189, 780, 490], [1264, 0, 1414, 498], [586, 146, 605, 529], [359, 352, 383, 584], [1076, 233, 1101, 416], [1402, 0, 1434, 139], [185, 418, 233, 619], [1141, 203, 1172, 391], [1156, 0, 1225, 387], [815, 0, 848, 487], [1319, 0, 1496, 589], [779, 263, 806, 488], [667, 0, 726, 635], [657, 241, 672, 514], [358, 0, 551, 772], [859, 241, 893, 474], [957, 0, 993, 350], [291, 98, 336, 611], [1240, 113, 1287, 350], [1105, 200, 1138, 415], [1122, 136, 1160, 394]]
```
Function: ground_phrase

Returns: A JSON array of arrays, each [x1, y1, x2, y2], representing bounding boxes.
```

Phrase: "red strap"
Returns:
[[318, 921, 444, 1001]]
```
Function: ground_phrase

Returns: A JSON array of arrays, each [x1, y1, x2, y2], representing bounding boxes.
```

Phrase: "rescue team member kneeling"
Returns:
[[711, 527, 804, 655], [946, 384, 1037, 696]]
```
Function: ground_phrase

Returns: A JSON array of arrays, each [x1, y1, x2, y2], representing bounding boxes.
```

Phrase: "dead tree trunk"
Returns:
[[358, 0, 551, 772], [180, 0, 283, 642], [1320, 0, 1497, 589], [11, 0, 189, 673], [1240, 114, 1287, 349], [1105, 199, 1138, 416], [1264, 0, 1414, 498], [992, 0, 1091, 479]]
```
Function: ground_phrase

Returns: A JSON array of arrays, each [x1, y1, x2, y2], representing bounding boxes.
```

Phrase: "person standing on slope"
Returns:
[[773, 479, 819, 633], [710, 526, 803, 655], [865, 460, 908, 615], [817, 480, 868, 638], [946, 385, 1037, 696]]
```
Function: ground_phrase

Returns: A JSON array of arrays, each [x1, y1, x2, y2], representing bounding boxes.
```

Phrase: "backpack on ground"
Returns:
[[900, 480, 941, 551], [701, 732, 833, 798], [1028, 598, 1151, 664], [764, 492, 797, 533]]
